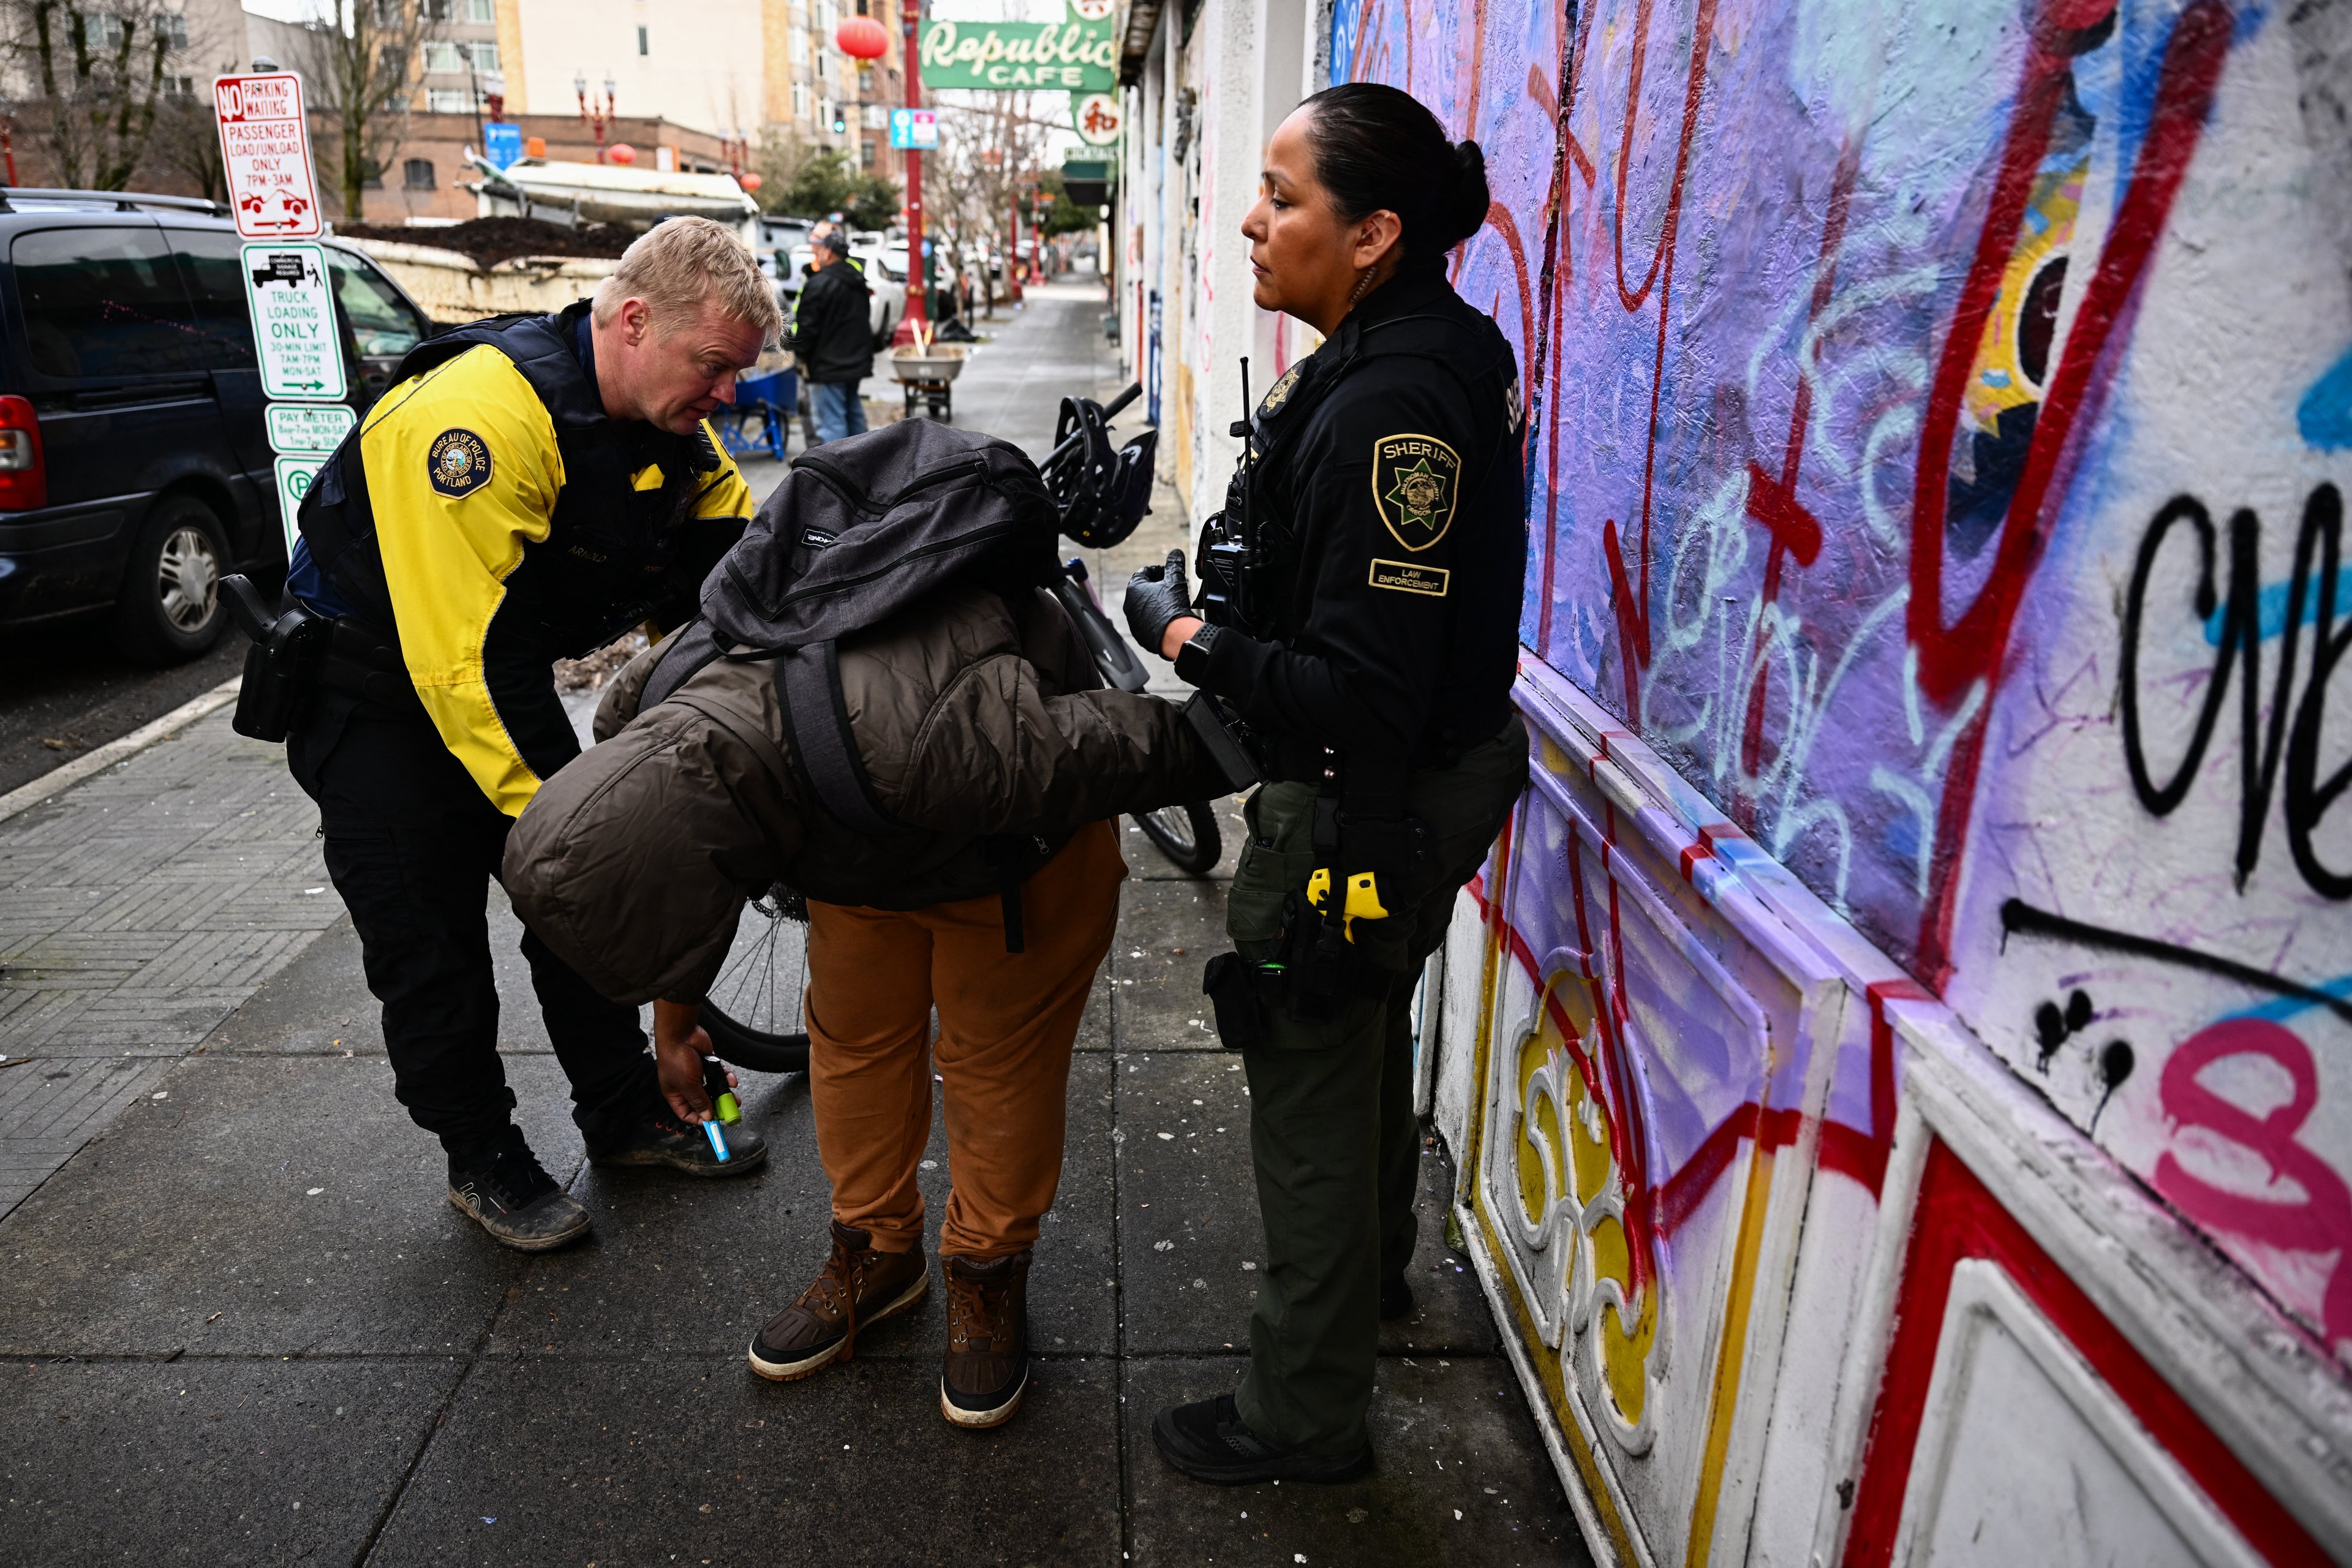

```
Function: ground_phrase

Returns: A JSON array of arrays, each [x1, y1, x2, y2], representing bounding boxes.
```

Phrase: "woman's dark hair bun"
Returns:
[[1441, 139, 1491, 251], [1298, 82, 1490, 259]]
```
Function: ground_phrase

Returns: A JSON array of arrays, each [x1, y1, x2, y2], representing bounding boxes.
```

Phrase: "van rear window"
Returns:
[[12, 226, 206, 379], [164, 228, 260, 371]]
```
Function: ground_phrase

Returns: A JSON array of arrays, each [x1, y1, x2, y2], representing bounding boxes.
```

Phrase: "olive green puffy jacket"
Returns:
[[502, 581, 1224, 1005]]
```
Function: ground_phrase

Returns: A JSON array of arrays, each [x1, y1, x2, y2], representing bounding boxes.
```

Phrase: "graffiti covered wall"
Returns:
[[1330, 0, 2352, 1372]]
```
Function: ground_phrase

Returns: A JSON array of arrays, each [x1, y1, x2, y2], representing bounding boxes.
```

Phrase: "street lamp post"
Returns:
[[576, 71, 617, 162]]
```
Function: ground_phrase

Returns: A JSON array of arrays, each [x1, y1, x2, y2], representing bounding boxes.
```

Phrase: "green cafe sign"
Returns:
[[918, 12, 1117, 91]]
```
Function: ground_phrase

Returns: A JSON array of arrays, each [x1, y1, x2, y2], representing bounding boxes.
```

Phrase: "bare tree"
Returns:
[[929, 91, 1055, 317], [143, 91, 228, 199], [293, 0, 440, 220], [1, 0, 192, 189]]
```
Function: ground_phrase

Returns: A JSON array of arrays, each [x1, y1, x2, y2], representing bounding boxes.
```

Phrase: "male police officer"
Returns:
[[284, 218, 786, 1250]]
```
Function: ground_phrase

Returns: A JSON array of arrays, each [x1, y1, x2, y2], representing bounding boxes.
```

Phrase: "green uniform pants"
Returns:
[[1226, 715, 1527, 1453]]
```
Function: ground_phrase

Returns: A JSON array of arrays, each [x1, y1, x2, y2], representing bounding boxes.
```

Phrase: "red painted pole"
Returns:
[[893, 0, 928, 344]]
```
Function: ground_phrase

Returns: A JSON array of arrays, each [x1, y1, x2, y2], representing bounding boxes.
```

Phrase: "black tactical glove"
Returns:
[[1124, 548, 1197, 656]]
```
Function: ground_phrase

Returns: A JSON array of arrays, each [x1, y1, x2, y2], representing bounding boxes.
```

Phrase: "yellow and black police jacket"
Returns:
[[293, 301, 755, 816]]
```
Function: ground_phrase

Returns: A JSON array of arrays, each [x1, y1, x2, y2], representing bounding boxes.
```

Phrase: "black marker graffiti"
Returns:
[[2118, 483, 2346, 899], [1999, 899, 2352, 1025]]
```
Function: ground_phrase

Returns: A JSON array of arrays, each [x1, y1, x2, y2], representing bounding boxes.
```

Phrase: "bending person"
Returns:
[[505, 517, 1226, 1432]]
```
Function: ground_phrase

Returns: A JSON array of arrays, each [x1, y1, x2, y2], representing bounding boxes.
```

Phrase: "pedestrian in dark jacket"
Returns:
[[503, 513, 1227, 1433], [791, 232, 873, 442]]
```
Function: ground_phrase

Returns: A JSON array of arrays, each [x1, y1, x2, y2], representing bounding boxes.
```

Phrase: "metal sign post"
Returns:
[[215, 72, 345, 553]]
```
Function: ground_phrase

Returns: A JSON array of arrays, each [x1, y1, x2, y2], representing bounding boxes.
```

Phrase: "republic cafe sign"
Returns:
[[918, 2, 1117, 91]]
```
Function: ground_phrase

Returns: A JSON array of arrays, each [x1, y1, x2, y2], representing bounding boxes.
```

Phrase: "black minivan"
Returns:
[[0, 188, 436, 662]]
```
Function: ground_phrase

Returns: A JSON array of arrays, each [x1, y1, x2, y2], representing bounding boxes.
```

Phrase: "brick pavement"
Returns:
[[0, 709, 342, 1215]]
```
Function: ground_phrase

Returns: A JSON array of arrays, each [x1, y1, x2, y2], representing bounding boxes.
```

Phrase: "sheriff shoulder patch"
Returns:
[[1369, 433, 1460, 551], [1258, 363, 1305, 419], [428, 428, 492, 497], [1369, 558, 1450, 597]]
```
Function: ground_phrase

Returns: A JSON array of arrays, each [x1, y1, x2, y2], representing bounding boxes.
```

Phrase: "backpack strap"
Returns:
[[776, 641, 909, 837], [639, 619, 725, 712]]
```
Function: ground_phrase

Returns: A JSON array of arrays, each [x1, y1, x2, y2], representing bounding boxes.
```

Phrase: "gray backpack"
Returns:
[[638, 418, 1060, 840]]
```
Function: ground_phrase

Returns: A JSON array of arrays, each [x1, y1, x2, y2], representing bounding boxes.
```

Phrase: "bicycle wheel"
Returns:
[[700, 884, 813, 1074], [1132, 800, 1223, 876]]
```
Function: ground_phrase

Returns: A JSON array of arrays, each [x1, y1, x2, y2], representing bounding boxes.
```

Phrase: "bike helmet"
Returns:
[[1047, 394, 1158, 548]]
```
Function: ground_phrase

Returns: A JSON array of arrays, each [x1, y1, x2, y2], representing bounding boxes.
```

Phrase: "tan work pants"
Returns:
[[802, 819, 1123, 1259]]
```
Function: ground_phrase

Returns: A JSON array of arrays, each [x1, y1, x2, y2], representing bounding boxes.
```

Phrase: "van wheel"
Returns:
[[112, 496, 231, 665]]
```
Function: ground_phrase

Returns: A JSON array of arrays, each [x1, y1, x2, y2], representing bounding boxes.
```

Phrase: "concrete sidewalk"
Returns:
[[0, 281, 1585, 1567]]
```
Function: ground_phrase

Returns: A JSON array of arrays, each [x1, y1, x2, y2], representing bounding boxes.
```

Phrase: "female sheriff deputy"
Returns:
[[1123, 83, 1531, 1485]]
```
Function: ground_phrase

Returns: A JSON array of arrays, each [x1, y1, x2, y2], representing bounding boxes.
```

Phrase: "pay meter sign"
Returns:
[[214, 74, 322, 238]]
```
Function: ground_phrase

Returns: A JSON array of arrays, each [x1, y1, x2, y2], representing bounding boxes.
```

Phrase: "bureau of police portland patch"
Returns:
[[428, 428, 492, 497]]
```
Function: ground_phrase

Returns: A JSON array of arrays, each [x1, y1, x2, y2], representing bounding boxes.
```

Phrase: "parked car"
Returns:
[[0, 188, 437, 663], [0, 189, 434, 662]]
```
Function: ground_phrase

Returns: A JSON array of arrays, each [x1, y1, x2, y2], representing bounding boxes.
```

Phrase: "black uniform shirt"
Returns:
[[1194, 261, 1527, 767]]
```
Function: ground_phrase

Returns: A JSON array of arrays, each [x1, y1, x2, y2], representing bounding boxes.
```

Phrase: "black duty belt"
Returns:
[[1262, 733, 1466, 786]]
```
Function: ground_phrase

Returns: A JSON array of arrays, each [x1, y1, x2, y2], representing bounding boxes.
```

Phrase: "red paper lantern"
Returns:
[[739, 172, 764, 192], [835, 15, 890, 59], [606, 143, 637, 165]]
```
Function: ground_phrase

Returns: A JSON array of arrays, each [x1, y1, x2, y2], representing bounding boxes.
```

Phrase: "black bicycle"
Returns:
[[699, 381, 1236, 1076]]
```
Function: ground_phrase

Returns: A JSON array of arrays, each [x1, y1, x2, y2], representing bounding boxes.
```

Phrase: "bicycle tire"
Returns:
[[1133, 800, 1223, 876], [699, 886, 813, 1075]]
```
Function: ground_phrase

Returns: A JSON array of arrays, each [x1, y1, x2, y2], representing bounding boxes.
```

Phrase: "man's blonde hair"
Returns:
[[592, 216, 784, 339]]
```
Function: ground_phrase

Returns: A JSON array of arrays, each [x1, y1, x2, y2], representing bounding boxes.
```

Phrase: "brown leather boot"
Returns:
[[747, 1220, 929, 1382], [940, 1250, 1031, 1429]]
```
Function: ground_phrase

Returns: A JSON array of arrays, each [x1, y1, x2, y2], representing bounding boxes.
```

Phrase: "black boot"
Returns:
[[590, 1099, 768, 1178], [447, 1126, 590, 1252], [1151, 1393, 1373, 1485]]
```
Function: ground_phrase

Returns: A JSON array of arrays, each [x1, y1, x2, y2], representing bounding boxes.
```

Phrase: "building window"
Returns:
[[791, 82, 807, 118], [423, 40, 465, 73], [164, 13, 189, 48], [636, 24, 649, 54], [361, 157, 385, 189], [469, 41, 499, 71], [404, 158, 437, 189], [464, 0, 493, 18], [788, 29, 805, 64], [164, 75, 196, 99], [859, 138, 875, 168], [422, 0, 453, 19], [426, 88, 474, 113]]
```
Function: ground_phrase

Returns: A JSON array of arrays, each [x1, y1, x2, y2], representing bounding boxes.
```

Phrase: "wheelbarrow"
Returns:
[[716, 367, 796, 462], [889, 345, 967, 420]]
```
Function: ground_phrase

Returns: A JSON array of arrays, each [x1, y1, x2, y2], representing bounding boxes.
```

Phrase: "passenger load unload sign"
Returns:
[[213, 73, 322, 238], [240, 243, 347, 402]]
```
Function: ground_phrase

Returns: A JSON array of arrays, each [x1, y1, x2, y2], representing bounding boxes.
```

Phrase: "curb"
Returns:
[[0, 674, 245, 827]]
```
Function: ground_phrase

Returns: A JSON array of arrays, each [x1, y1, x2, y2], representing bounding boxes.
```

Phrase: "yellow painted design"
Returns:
[[1683, 1141, 1780, 1568], [630, 464, 666, 491], [1961, 147, 2088, 431], [1515, 1030, 1553, 1228], [1590, 1213, 1657, 1428], [1474, 1193, 1642, 1566]]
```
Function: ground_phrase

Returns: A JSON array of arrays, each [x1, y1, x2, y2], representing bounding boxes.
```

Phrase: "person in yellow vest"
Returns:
[[284, 217, 785, 1250]]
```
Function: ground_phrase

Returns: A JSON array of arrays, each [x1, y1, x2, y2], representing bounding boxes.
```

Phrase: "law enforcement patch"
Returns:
[[1370, 433, 1460, 551], [427, 428, 492, 497], [1369, 558, 1450, 597]]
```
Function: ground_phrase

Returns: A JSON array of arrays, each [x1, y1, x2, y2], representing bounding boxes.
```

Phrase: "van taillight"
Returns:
[[0, 396, 45, 511]]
